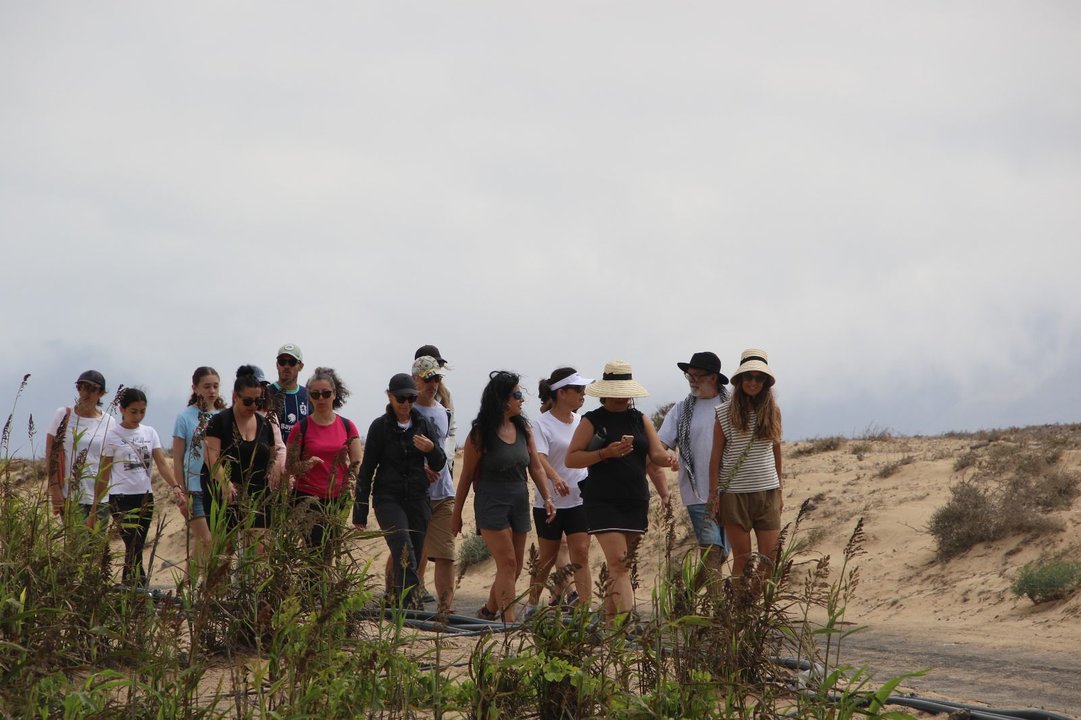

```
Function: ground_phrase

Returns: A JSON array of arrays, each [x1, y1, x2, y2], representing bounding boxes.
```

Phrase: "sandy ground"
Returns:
[[54, 427, 1081, 715]]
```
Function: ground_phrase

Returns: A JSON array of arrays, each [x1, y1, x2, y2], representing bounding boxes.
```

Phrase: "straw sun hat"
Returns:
[[584, 360, 650, 398], [731, 348, 775, 388]]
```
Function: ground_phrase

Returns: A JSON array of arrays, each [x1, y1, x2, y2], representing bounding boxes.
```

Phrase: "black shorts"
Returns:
[[584, 497, 648, 535], [532, 505, 589, 541], [474, 483, 531, 534], [201, 479, 271, 531]]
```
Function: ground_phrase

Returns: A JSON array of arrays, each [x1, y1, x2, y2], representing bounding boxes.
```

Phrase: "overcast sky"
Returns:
[[3, 2, 1080, 457]]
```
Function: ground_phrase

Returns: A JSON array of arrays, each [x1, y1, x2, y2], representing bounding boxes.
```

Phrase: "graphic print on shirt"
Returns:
[[120, 436, 152, 472]]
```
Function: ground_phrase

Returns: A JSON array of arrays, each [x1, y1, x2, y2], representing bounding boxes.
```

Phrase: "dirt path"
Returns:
[[449, 584, 1078, 717], [834, 628, 1079, 717]]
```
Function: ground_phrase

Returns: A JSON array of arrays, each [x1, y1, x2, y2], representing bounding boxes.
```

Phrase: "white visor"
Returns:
[[549, 373, 594, 391]]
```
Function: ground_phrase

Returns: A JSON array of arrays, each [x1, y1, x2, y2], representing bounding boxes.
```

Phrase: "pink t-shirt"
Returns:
[[287, 415, 359, 498]]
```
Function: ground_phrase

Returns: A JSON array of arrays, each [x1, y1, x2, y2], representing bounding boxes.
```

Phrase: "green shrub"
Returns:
[[457, 532, 491, 571], [928, 479, 1000, 559], [793, 436, 845, 457], [953, 450, 978, 472], [876, 455, 915, 478], [651, 402, 675, 431], [1011, 560, 1081, 604]]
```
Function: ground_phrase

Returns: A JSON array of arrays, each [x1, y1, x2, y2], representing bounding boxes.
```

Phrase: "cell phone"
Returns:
[[622, 435, 634, 443]]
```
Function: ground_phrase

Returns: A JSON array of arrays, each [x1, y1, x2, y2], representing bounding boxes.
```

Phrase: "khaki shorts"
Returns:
[[424, 498, 456, 561], [718, 488, 782, 532]]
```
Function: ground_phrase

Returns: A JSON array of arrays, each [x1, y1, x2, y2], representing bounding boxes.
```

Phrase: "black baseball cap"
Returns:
[[414, 344, 447, 367], [387, 373, 419, 397], [76, 370, 107, 392]]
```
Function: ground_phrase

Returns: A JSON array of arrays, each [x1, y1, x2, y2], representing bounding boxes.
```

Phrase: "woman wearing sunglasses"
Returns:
[[708, 349, 784, 581], [354, 373, 446, 608], [452, 371, 557, 622], [201, 365, 284, 547], [523, 367, 591, 617], [287, 367, 362, 552]]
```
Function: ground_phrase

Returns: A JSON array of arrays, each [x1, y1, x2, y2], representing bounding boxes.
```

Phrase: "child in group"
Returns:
[[172, 367, 225, 572], [95, 388, 184, 586]]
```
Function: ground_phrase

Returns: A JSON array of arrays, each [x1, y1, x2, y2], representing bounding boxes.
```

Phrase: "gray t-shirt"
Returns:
[[658, 395, 722, 506], [414, 400, 454, 500]]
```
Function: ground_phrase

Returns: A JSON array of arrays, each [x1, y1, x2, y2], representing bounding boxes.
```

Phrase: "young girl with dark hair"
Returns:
[[172, 367, 225, 569], [523, 367, 591, 616], [287, 367, 362, 552], [708, 349, 784, 579], [451, 371, 557, 621], [201, 366, 284, 548], [95, 387, 183, 585]]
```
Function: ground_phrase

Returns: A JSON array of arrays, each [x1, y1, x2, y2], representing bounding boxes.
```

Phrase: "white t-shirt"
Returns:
[[47, 406, 115, 504], [414, 400, 454, 500], [658, 395, 723, 506], [103, 424, 162, 495], [531, 411, 587, 510]]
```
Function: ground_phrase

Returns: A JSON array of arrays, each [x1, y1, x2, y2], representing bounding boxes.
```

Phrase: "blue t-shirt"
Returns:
[[173, 405, 220, 492], [271, 384, 309, 441]]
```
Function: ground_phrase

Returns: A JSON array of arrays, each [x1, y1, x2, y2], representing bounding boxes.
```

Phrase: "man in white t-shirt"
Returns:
[[411, 355, 456, 613], [659, 351, 731, 580]]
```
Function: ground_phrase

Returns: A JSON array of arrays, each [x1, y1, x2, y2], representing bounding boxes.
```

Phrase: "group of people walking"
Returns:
[[45, 343, 784, 624]]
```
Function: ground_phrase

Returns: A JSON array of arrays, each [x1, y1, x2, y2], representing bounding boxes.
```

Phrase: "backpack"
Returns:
[[297, 415, 351, 455]]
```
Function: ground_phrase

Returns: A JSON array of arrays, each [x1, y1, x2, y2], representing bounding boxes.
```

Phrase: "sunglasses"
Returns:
[[75, 382, 101, 392], [741, 373, 768, 384], [394, 394, 417, 404], [421, 374, 443, 384], [277, 356, 299, 367], [563, 385, 585, 394], [511, 390, 524, 400], [239, 396, 267, 407], [309, 389, 333, 400]]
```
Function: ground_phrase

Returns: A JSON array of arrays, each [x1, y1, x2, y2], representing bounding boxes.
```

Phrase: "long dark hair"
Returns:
[[469, 370, 528, 454], [188, 366, 226, 409]]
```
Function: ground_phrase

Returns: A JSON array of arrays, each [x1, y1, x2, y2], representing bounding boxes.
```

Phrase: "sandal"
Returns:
[[477, 605, 498, 621]]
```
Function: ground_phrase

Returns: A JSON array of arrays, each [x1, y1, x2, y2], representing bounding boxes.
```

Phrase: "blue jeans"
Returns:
[[686, 503, 728, 554]]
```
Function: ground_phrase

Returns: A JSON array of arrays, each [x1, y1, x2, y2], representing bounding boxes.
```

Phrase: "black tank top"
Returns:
[[581, 407, 648, 503], [477, 426, 529, 487]]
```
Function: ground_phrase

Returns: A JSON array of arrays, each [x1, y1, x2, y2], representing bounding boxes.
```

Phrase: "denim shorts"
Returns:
[[686, 503, 728, 552], [188, 491, 207, 520]]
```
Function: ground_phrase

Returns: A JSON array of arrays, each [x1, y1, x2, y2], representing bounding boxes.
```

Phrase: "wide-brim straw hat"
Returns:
[[584, 360, 649, 398], [731, 348, 775, 388]]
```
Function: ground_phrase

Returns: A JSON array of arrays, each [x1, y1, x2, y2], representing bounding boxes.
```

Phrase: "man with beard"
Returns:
[[658, 351, 731, 583]]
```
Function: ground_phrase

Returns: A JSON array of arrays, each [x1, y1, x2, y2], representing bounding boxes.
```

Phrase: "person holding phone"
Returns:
[[566, 360, 673, 623]]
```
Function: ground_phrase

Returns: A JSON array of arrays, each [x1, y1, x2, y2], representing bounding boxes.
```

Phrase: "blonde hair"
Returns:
[[728, 384, 782, 442]]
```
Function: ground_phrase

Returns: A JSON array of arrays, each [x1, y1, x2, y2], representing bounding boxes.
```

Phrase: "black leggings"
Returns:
[[109, 493, 154, 585], [291, 490, 348, 550], [374, 495, 431, 605]]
